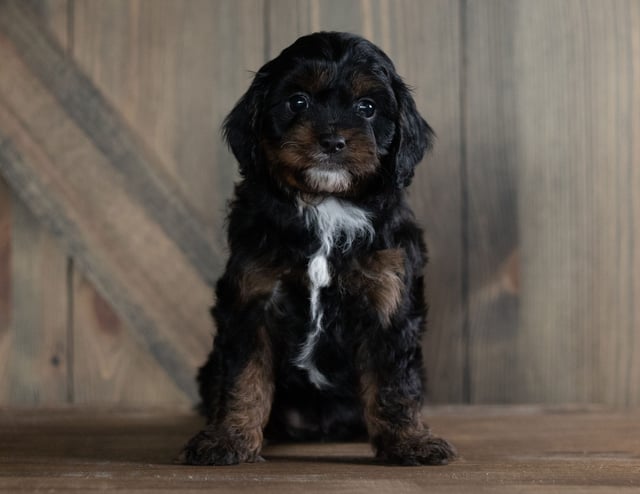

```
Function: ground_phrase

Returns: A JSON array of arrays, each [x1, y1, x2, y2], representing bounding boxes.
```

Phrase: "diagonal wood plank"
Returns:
[[0, 0, 222, 286], [0, 1, 215, 401]]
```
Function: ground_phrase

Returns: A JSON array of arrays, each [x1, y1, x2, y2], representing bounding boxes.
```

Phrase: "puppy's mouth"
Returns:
[[307, 150, 349, 169]]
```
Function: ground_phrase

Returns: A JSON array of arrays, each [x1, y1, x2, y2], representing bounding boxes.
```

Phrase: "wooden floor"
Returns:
[[0, 407, 638, 493]]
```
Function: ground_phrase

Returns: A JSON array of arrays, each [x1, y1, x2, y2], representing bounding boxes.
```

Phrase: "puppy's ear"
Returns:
[[391, 76, 435, 188], [223, 72, 269, 177]]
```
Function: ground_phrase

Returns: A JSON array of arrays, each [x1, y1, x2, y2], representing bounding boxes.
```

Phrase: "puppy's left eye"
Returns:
[[287, 94, 310, 113], [356, 99, 376, 118]]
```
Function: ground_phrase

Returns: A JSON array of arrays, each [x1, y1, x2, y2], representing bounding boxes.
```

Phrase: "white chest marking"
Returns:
[[294, 197, 373, 389]]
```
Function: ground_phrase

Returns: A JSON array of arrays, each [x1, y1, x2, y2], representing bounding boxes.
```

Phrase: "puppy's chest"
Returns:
[[300, 197, 374, 286], [285, 198, 372, 388], [260, 198, 406, 389]]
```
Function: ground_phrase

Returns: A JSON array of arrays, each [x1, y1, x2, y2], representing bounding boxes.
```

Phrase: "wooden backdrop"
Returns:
[[0, 0, 638, 408]]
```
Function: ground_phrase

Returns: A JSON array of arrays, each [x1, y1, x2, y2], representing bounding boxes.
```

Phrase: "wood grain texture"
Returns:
[[27, 0, 70, 47], [2, 197, 69, 405], [64, 0, 265, 405], [0, 408, 638, 492], [0, 178, 11, 400], [34, 0, 191, 408], [512, 0, 640, 406], [72, 270, 186, 406], [0, 0, 221, 286], [267, 0, 465, 403], [267, 0, 391, 56], [32, 0, 188, 407], [71, 0, 264, 267], [0, 3, 211, 401], [463, 0, 640, 407], [0, 2, 71, 406], [464, 0, 521, 403]]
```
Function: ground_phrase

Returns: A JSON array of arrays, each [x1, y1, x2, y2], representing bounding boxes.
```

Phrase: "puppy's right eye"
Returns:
[[287, 94, 310, 113]]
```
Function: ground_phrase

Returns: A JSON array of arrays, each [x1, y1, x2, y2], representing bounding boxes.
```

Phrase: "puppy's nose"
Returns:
[[319, 134, 346, 154]]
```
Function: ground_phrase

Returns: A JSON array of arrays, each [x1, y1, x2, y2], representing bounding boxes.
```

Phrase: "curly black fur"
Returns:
[[181, 32, 456, 466]]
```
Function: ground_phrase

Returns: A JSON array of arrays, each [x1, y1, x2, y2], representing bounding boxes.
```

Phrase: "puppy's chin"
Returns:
[[303, 167, 352, 194]]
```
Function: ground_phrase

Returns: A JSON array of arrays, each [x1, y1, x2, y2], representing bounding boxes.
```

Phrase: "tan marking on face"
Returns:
[[351, 73, 386, 99], [263, 123, 380, 195], [262, 123, 316, 191], [296, 63, 336, 94], [271, 121, 317, 171], [339, 128, 380, 177]]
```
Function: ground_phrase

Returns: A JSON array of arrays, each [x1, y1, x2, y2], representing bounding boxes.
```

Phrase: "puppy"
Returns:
[[181, 32, 456, 466]]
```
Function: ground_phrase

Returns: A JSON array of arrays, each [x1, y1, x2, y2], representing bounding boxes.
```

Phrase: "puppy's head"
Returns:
[[224, 32, 433, 196]]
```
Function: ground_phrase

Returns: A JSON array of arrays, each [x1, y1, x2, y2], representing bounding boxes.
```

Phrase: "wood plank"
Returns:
[[2, 196, 69, 405], [512, 0, 640, 406], [0, 407, 638, 492], [463, 0, 640, 407], [0, 177, 11, 400], [72, 269, 186, 406], [383, 0, 464, 404], [0, 1, 71, 406], [464, 0, 521, 403], [0, 3, 212, 401], [267, 0, 465, 402]]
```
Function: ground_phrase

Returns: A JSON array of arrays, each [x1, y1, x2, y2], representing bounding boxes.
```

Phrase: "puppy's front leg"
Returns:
[[354, 248, 456, 465], [359, 336, 456, 466], [181, 259, 277, 466]]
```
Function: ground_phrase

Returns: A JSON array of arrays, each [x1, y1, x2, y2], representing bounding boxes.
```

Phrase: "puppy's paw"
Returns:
[[375, 433, 457, 466], [179, 429, 262, 466]]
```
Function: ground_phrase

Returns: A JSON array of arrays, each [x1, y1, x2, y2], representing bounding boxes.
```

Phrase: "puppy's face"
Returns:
[[224, 32, 434, 196], [260, 59, 396, 195]]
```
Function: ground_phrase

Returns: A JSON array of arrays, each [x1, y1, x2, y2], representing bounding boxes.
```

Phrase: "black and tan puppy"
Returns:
[[181, 32, 456, 466]]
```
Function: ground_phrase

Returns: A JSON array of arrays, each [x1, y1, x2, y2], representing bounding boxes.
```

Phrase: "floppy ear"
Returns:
[[222, 71, 269, 177], [391, 76, 435, 188]]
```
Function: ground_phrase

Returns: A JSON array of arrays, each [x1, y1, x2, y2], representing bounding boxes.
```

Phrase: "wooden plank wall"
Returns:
[[0, 0, 638, 408], [0, 1, 70, 406]]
